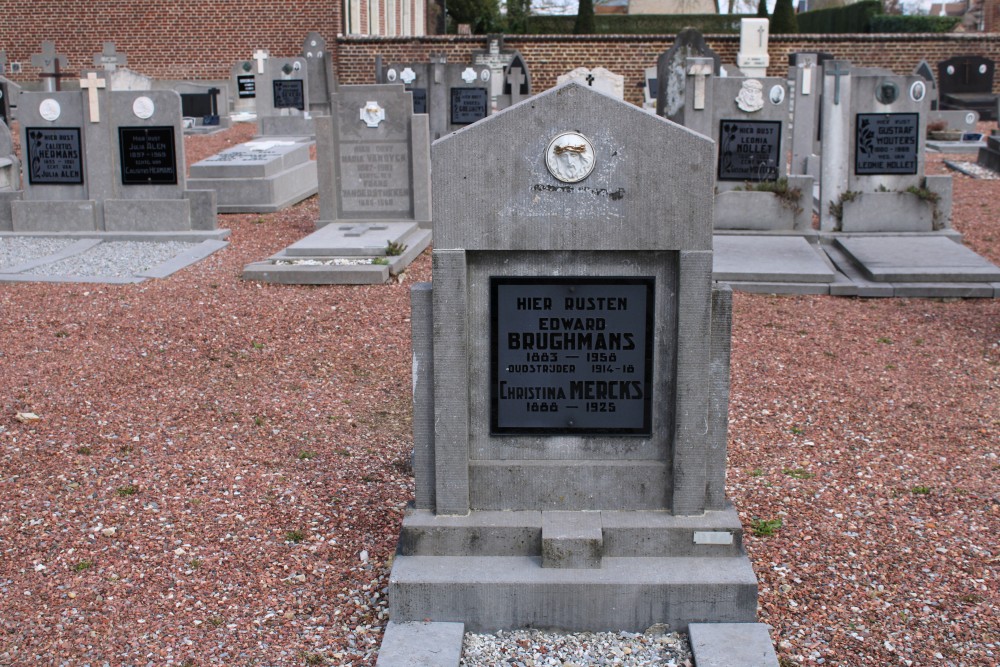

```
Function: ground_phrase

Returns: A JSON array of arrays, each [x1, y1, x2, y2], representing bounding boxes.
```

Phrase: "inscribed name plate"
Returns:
[[273, 80, 305, 110], [237, 75, 256, 99], [26, 127, 83, 185], [491, 277, 654, 435], [855, 113, 918, 175], [339, 142, 411, 215], [451, 88, 488, 125], [410, 88, 427, 115], [119, 127, 177, 185], [718, 119, 781, 182]]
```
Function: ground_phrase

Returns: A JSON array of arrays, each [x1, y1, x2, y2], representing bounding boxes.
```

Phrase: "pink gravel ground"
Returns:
[[0, 124, 997, 666]]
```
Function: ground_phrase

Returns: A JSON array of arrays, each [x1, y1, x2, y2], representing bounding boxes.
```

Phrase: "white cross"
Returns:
[[688, 60, 713, 111], [80, 72, 106, 123], [253, 49, 269, 75]]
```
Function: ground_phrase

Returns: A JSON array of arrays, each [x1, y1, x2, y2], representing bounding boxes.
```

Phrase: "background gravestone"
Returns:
[[380, 59, 491, 140], [556, 66, 624, 100], [655, 28, 721, 122], [937, 55, 998, 121], [230, 59, 259, 114], [242, 84, 431, 285], [819, 64, 951, 233], [301, 32, 336, 116], [174, 81, 231, 133], [788, 53, 820, 178], [257, 56, 312, 136], [4, 86, 218, 234], [385, 82, 768, 649]]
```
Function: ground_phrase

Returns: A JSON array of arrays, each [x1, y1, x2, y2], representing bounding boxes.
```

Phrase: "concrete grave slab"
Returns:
[[835, 236, 1000, 283], [375, 622, 464, 667], [713, 235, 836, 283], [688, 623, 780, 667]]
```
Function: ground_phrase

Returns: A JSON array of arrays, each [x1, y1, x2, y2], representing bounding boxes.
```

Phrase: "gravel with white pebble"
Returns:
[[0, 237, 79, 271], [461, 629, 692, 667], [20, 240, 198, 277]]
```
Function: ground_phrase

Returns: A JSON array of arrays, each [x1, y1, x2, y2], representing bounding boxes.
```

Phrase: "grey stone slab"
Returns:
[[712, 236, 836, 283], [541, 510, 603, 569], [285, 221, 419, 257], [12, 200, 98, 232], [926, 139, 985, 154], [822, 242, 905, 297], [721, 281, 832, 296], [411, 283, 436, 511], [190, 160, 317, 213], [836, 236, 1000, 282], [0, 272, 144, 284], [104, 199, 191, 232], [136, 239, 229, 279], [388, 555, 758, 633], [376, 621, 464, 667], [188, 139, 313, 179], [0, 238, 100, 273], [891, 282, 997, 298], [241, 260, 390, 285], [688, 623, 779, 667], [399, 509, 543, 557]]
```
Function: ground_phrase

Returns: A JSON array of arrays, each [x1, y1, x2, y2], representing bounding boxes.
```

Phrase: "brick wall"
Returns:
[[337, 33, 1000, 106], [0, 1, 343, 82]]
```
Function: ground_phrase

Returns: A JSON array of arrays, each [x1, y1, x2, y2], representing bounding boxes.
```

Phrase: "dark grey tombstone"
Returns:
[[938, 55, 997, 120], [301, 32, 336, 115], [655, 28, 721, 122], [0, 118, 18, 194], [914, 59, 939, 110]]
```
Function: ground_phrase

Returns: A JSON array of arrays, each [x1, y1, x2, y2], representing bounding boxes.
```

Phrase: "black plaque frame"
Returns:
[[490, 276, 655, 436], [25, 127, 84, 185], [717, 119, 782, 182], [118, 126, 178, 185], [450, 87, 488, 125], [272, 79, 305, 110], [854, 112, 919, 176], [237, 75, 256, 99], [409, 88, 427, 115]]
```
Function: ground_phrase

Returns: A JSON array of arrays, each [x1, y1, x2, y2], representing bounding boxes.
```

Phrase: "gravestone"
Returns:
[[0, 75, 22, 125], [380, 59, 491, 140], [257, 55, 312, 136], [93, 42, 127, 72], [301, 32, 336, 116], [1, 82, 220, 234], [642, 65, 658, 111], [655, 28, 721, 122], [472, 36, 520, 107], [30, 41, 71, 92], [230, 58, 259, 115], [736, 18, 769, 78], [0, 119, 19, 193], [174, 81, 231, 133], [242, 84, 431, 284], [788, 53, 820, 178], [681, 58, 812, 233], [914, 59, 939, 110], [381, 81, 771, 659], [556, 66, 625, 100], [498, 53, 532, 109], [818, 62, 951, 233], [938, 55, 997, 121]]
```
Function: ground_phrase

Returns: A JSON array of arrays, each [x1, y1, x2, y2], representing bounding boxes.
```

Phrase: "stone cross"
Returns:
[[80, 71, 106, 123], [93, 42, 127, 71], [688, 58, 713, 111], [338, 223, 389, 237], [758, 25, 766, 48], [253, 49, 269, 75], [506, 67, 526, 104], [31, 41, 69, 92], [826, 61, 850, 106], [800, 63, 813, 96], [207, 87, 221, 116]]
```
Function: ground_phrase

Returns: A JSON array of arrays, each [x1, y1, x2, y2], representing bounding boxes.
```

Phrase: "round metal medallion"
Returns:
[[39, 98, 61, 122], [133, 96, 155, 119], [545, 132, 595, 184]]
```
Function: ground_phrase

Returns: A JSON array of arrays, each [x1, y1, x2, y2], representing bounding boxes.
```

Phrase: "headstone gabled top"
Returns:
[[656, 28, 721, 121], [913, 59, 939, 109]]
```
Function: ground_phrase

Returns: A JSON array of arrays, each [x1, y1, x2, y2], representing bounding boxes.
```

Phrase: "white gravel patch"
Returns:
[[461, 629, 692, 666], [21, 240, 198, 277], [0, 237, 79, 271]]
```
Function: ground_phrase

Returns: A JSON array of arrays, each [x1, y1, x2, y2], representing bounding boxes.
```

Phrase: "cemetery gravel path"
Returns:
[[0, 125, 996, 666]]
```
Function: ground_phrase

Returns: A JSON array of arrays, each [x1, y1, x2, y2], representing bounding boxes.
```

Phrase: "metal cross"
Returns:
[[585, 73, 595, 86], [252, 49, 269, 75], [826, 61, 850, 106], [93, 42, 127, 71], [79, 71, 107, 123], [31, 41, 69, 92]]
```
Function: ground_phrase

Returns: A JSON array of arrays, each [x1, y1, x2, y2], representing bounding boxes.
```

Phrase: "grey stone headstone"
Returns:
[[381, 60, 490, 140], [257, 56, 312, 136], [655, 28, 720, 121], [301, 31, 336, 115], [230, 60, 258, 114], [913, 59, 939, 110], [937, 55, 998, 120]]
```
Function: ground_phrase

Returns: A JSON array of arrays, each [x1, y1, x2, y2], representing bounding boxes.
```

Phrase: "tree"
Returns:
[[506, 0, 531, 34], [448, 0, 501, 33], [575, 0, 596, 34], [756, 0, 769, 17], [770, 0, 799, 32]]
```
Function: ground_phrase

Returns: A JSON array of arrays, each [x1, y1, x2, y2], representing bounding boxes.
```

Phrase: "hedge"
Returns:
[[523, 14, 744, 35], [868, 15, 961, 33], [796, 0, 882, 33]]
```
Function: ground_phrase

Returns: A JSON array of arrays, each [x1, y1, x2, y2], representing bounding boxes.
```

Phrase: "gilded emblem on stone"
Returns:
[[545, 132, 595, 183], [735, 79, 764, 113], [360, 101, 385, 128]]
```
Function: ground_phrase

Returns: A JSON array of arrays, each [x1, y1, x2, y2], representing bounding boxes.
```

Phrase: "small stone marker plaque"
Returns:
[[491, 277, 654, 435], [855, 113, 918, 175], [411, 88, 427, 114], [237, 75, 256, 99], [339, 142, 412, 215], [718, 119, 781, 181], [26, 127, 83, 184], [273, 79, 305, 110], [451, 87, 488, 125], [119, 126, 178, 185]]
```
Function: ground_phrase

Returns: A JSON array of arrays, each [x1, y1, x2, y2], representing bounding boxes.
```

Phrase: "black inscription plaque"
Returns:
[[118, 126, 178, 185], [26, 127, 83, 185], [237, 75, 256, 99], [855, 113, 918, 175], [0, 84, 7, 125], [409, 88, 427, 115], [718, 119, 782, 182], [450, 87, 488, 125], [273, 79, 305, 110], [491, 277, 655, 435], [181, 93, 213, 118]]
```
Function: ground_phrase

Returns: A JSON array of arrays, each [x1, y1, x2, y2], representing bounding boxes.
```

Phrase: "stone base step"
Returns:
[[388, 555, 758, 633]]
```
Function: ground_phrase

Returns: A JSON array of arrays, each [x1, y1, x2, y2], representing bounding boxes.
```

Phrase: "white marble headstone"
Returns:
[[556, 67, 625, 101]]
